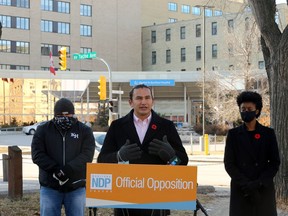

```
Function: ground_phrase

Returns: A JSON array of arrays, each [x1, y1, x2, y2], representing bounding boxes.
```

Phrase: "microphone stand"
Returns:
[[193, 199, 209, 216]]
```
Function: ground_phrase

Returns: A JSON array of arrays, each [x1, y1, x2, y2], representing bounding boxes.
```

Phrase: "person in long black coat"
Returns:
[[97, 84, 188, 216], [224, 91, 280, 216]]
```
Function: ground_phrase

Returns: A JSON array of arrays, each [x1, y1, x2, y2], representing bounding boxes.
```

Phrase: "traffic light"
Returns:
[[109, 100, 118, 113], [98, 75, 106, 100], [58, 47, 67, 70]]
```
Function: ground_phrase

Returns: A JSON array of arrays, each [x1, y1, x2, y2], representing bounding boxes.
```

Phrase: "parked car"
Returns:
[[93, 132, 106, 151], [22, 121, 47, 135]]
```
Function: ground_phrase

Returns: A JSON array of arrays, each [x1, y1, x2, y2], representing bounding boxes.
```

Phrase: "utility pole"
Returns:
[[195, 5, 214, 136]]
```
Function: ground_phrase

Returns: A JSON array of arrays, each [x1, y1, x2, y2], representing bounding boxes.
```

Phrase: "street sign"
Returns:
[[73, 52, 97, 60], [112, 90, 124, 94], [130, 79, 175, 86]]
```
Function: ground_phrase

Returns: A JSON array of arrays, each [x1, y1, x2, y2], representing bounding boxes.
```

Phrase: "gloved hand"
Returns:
[[117, 139, 142, 162], [148, 135, 176, 162], [242, 180, 262, 192], [53, 169, 69, 185], [241, 180, 262, 197]]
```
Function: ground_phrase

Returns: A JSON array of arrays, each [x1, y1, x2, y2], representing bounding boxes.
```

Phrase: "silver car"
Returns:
[[22, 121, 47, 135]]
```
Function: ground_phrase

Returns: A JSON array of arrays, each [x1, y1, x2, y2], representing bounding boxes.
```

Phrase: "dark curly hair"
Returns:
[[236, 91, 263, 118]]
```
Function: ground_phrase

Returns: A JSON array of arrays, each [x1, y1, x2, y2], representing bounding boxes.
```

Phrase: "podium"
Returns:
[[86, 163, 197, 211]]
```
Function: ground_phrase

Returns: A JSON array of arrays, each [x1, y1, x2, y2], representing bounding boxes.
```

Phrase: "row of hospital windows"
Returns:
[[167, 2, 223, 16], [0, 15, 92, 36], [151, 18, 254, 42], [0, 0, 92, 16], [151, 48, 265, 69], [0, 41, 91, 57]]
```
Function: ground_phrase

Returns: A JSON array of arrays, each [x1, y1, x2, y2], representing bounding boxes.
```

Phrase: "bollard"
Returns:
[[8, 145, 23, 199], [204, 134, 209, 155], [2, 154, 9, 182]]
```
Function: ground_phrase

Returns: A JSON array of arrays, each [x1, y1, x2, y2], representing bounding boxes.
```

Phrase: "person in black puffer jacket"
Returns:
[[31, 98, 95, 216]]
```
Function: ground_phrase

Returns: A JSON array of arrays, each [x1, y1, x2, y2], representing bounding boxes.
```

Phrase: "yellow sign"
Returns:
[[86, 163, 197, 210]]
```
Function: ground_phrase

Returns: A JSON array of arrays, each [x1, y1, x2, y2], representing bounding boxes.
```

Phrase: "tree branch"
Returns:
[[248, 0, 282, 53]]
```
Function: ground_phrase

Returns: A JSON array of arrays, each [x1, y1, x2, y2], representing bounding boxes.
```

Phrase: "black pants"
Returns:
[[114, 208, 170, 216]]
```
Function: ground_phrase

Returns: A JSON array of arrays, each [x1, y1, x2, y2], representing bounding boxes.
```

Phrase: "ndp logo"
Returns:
[[91, 174, 112, 190]]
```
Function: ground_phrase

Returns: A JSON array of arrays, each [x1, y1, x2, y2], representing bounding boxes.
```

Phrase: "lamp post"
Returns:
[[195, 5, 214, 136]]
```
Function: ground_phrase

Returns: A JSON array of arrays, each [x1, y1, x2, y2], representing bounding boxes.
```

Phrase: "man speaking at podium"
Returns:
[[97, 84, 189, 216]]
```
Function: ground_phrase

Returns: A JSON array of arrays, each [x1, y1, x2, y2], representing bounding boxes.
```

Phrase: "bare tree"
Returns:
[[248, 0, 288, 202], [204, 10, 270, 127]]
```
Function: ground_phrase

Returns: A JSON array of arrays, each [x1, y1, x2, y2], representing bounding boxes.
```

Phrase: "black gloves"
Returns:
[[117, 139, 142, 162], [241, 180, 262, 202], [148, 135, 176, 162], [53, 165, 73, 186]]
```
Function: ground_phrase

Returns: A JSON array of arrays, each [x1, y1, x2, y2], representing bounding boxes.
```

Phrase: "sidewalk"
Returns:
[[0, 146, 228, 196]]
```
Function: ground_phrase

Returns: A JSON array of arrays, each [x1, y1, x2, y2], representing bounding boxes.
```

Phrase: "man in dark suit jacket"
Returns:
[[97, 84, 188, 216], [224, 91, 280, 216]]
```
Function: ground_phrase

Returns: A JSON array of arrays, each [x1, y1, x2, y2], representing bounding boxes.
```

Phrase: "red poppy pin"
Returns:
[[151, 124, 157, 130], [254, 134, 261, 139]]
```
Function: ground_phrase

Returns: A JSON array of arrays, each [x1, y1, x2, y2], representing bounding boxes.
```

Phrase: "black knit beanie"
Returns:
[[54, 98, 75, 116]]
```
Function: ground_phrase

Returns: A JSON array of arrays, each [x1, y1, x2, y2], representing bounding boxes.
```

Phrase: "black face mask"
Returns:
[[240, 111, 256, 123], [53, 116, 76, 131]]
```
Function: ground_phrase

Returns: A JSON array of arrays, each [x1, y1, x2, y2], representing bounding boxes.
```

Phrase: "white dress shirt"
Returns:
[[133, 113, 152, 144]]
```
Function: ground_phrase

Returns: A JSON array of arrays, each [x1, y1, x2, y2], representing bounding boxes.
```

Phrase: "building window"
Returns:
[[0, 64, 11, 69], [0, 15, 12, 28], [58, 22, 70, 34], [196, 67, 201, 71], [151, 30, 156, 43], [41, 0, 53, 11], [214, 10, 222, 16], [258, 61, 265, 69], [166, 29, 171, 41], [80, 47, 92, 53], [275, 11, 279, 24], [228, 43, 234, 56], [80, 4, 92, 16], [0, 0, 11, 6], [16, 0, 29, 8], [212, 22, 217, 35], [192, 7, 201, 15], [41, 44, 52, 55], [196, 24, 201, 37], [212, 44, 217, 58], [205, 9, 213, 17], [229, 65, 234, 70], [212, 66, 218, 71], [180, 26, 185, 39], [15, 65, 29, 70], [168, 18, 177, 23], [228, 19, 234, 33], [58, 1, 70, 13], [166, 49, 171, 63], [181, 48, 186, 62], [181, 5, 190, 14], [41, 20, 53, 32], [80, 24, 92, 36], [168, 2, 177, 11], [196, 46, 201, 60], [0, 40, 11, 52], [16, 41, 29, 54], [152, 51, 156, 65], [16, 17, 29, 30]]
